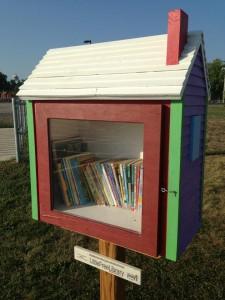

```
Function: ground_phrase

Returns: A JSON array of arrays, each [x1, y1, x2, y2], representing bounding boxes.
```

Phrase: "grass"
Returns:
[[207, 104, 225, 120], [0, 105, 225, 299], [206, 104, 225, 155]]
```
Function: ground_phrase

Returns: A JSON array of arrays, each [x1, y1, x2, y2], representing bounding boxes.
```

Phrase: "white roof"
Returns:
[[17, 31, 208, 101]]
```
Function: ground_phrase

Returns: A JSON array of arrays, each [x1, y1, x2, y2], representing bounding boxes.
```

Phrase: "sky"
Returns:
[[0, 0, 224, 80]]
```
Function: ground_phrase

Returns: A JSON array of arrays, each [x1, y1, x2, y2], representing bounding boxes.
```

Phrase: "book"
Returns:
[[56, 162, 71, 207], [53, 138, 144, 211], [62, 157, 79, 205], [52, 136, 86, 163], [95, 161, 114, 206], [101, 164, 117, 206], [103, 162, 120, 206], [70, 159, 91, 205], [61, 152, 95, 206], [138, 163, 143, 209], [82, 163, 102, 205]]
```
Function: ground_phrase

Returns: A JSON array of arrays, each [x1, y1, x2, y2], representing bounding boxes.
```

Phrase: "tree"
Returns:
[[0, 71, 24, 94], [0, 72, 10, 92], [8, 78, 24, 94], [208, 59, 225, 100]]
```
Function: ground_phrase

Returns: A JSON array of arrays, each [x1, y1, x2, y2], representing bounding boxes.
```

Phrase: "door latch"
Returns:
[[160, 187, 177, 197]]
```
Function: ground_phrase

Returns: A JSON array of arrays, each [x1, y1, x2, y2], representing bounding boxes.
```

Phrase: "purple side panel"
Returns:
[[178, 48, 207, 255]]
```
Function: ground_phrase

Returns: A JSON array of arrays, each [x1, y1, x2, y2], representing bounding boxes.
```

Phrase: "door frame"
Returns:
[[34, 100, 164, 257]]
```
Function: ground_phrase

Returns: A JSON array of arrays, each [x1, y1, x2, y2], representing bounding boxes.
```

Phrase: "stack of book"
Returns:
[[52, 138, 143, 211]]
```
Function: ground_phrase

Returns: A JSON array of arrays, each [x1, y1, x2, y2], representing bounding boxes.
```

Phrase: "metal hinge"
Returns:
[[160, 187, 177, 197]]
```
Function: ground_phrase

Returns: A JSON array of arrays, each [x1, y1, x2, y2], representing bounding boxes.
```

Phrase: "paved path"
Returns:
[[0, 128, 16, 161]]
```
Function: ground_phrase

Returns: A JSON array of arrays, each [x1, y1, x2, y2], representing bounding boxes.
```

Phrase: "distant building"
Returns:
[[0, 91, 14, 101]]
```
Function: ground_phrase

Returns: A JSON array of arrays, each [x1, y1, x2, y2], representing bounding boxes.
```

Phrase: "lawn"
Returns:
[[207, 104, 225, 120], [0, 105, 224, 299], [206, 105, 225, 155]]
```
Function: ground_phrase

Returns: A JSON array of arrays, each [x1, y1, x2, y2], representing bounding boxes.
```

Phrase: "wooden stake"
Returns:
[[99, 240, 126, 300]]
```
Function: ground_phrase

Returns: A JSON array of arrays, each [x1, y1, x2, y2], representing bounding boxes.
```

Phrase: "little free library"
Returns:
[[17, 9, 209, 262]]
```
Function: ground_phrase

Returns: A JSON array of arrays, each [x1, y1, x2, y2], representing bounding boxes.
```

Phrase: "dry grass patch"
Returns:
[[206, 120, 225, 155]]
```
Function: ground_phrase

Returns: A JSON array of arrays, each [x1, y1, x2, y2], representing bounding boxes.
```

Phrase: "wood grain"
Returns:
[[99, 240, 125, 300]]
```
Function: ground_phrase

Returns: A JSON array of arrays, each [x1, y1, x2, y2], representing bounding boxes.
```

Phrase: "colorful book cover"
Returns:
[[110, 162, 122, 206], [70, 159, 91, 205], [83, 164, 102, 205], [120, 163, 127, 207], [101, 164, 117, 206], [138, 163, 143, 209], [134, 160, 141, 210], [116, 163, 126, 206], [131, 163, 135, 208], [95, 161, 113, 206], [103, 162, 120, 206], [89, 163, 107, 205], [81, 164, 97, 204], [56, 162, 71, 207], [135, 163, 140, 210], [62, 152, 95, 206], [63, 158, 79, 205], [61, 159, 76, 205], [126, 161, 132, 207], [53, 135, 144, 212]]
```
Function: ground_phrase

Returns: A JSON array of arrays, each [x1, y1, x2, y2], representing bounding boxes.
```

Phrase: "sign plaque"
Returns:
[[74, 246, 141, 285]]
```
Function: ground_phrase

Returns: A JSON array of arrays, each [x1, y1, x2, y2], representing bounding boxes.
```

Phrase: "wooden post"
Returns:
[[99, 240, 126, 300]]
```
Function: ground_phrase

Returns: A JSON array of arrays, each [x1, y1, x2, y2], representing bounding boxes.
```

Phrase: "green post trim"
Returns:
[[166, 101, 183, 261], [26, 101, 39, 220]]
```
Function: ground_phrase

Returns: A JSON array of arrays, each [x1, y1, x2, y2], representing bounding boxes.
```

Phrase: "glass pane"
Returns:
[[49, 119, 144, 233]]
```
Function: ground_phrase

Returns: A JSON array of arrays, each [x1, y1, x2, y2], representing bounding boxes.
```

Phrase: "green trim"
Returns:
[[166, 101, 183, 261], [26, 101, 39, 220]]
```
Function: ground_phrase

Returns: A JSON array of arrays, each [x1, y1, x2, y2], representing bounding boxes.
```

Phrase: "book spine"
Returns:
[[95, 163, 112, 206], [122, 164, 128, 207], [134, 164, 137, 210], [131, 164, 135, 209], [84, 164, 102, 205], [88, 164, 106, 205], [70, 160, 90, 205], [138, 164, 143, 210], [79, 166, 93, 201], [126, 164, 131, 208], [82, 165, 97, 204], [56, 163, 71, 207], [111, 163, 122, 206], [135, 164, 140, 210], [65, 158, 80, 205], [118, 164, 125, 207], [101, 164, 117, 206], [61, 159, 76, 206], [104, 163, 120, 206]]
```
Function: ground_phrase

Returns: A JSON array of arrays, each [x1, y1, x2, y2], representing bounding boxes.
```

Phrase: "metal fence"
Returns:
[[12, 98, 27, 162]]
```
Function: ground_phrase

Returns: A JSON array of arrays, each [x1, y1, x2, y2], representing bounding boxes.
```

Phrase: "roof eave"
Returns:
[[18, 94, 182, 101], [180, 32, 210, 99]]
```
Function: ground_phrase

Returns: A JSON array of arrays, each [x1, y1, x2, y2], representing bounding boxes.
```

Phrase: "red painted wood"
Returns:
[[34, 101, 164, 257], [166, 9, 188, 65]]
